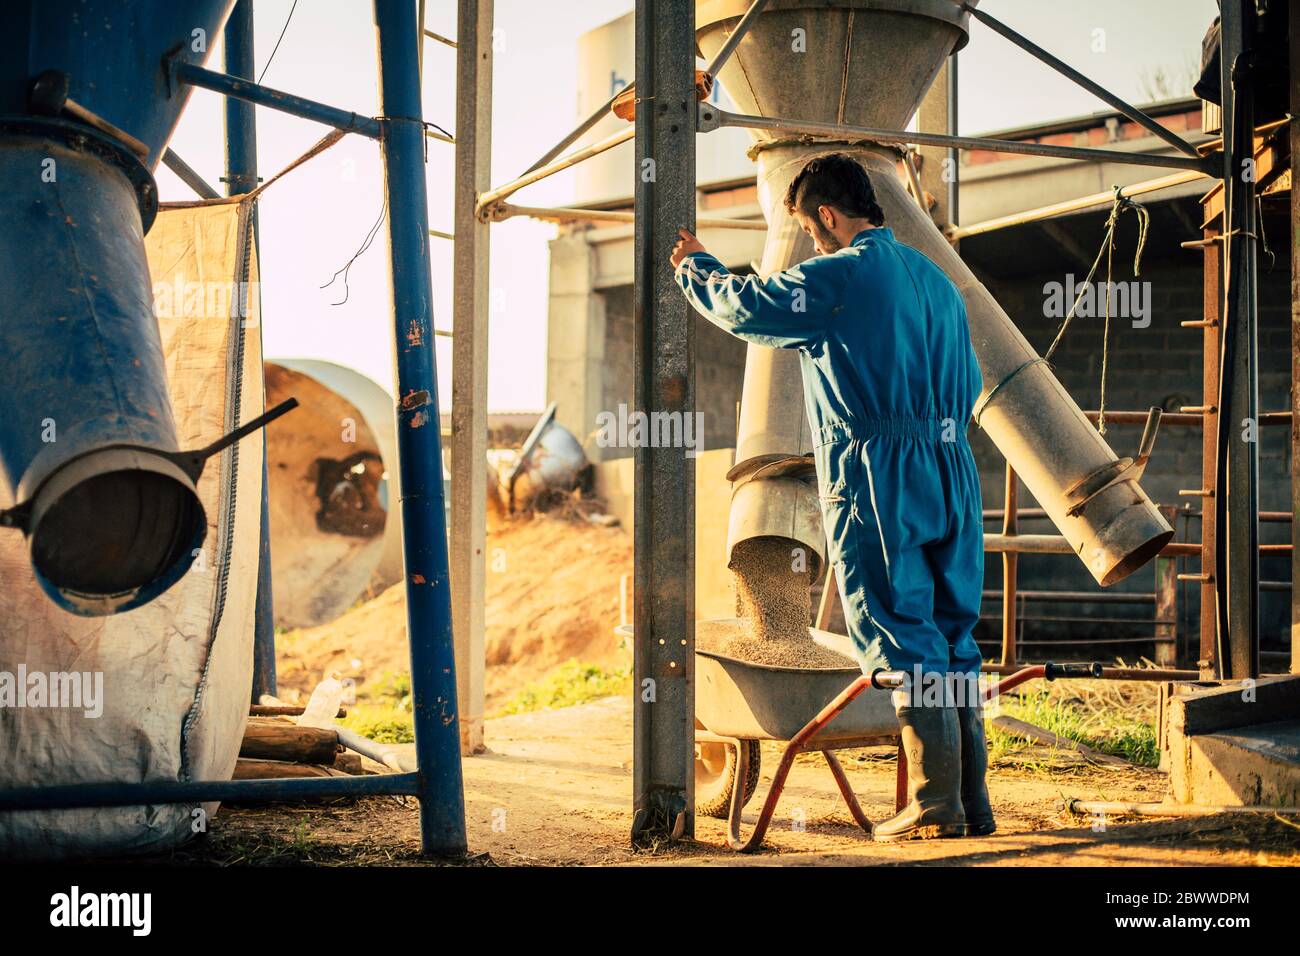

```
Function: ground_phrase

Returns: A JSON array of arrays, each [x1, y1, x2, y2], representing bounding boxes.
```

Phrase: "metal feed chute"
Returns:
[[696, 0, 1173, 587], [0, 1, 247, 614]]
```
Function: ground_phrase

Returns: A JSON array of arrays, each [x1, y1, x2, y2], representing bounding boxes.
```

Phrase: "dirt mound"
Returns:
[[276, 511, 632, 711]]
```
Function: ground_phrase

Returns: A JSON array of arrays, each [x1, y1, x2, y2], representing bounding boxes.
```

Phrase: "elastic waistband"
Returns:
[[814, 417, 963, 444]]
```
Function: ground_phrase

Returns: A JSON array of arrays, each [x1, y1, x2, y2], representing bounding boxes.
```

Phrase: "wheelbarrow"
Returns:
[[700, 648, 1105, 851], [620, 621, 1103, 851], [693, 625, 899, 850]]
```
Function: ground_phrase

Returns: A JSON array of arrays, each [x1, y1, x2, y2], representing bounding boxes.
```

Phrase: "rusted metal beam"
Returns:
[[1291, 0, 1300, 676], [1154, 545, 1178, 668], [1216, 1, 1261, 680], [477, 126, 633, 217], [951, 170, 1207, 241], [983, 535, 1204, 558], [700, 106, 1212, 172], [489, 201, 766, 231], [1000, 463, 1018, 667]]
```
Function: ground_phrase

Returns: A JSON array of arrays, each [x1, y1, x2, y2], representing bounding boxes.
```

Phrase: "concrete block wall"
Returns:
[[973, 253, 1292, 653], [598, 284, 748, 460]]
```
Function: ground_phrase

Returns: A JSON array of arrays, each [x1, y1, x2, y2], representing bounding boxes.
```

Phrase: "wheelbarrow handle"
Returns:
[[1043, 661, 1104, 680]]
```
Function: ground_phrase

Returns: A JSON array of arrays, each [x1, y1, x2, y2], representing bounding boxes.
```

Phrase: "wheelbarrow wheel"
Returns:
[[695, 728, 760, 819]]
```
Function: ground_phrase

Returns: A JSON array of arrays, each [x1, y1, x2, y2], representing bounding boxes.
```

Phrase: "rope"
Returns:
[[1041, 185, 1149, 435], [244, 128, 347, 202], [320, 197, 387, 306], [1255, 192, 1275, 271], [971, 358, 1048, 426], [159, 127, 348, 210]]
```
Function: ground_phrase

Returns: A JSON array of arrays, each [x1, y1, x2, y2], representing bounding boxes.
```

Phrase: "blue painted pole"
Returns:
[[223, 0, 277, 705], [173, 61, 383, 139], [373, 0, 467, 857]]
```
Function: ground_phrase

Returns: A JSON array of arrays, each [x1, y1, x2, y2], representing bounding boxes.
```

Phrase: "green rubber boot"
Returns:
[[956, 700, 996, 836], [874, 693, 966, 842]]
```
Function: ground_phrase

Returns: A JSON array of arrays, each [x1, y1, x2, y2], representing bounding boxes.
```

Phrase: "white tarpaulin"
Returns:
[[0, 198, 265, 859]]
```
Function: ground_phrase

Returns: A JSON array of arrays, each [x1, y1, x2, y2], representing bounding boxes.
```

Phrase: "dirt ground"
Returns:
[[275, 510, 632, 711], [167, 695, 1300, 867]]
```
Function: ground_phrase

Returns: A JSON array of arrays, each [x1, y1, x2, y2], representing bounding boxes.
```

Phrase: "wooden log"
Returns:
[[232, 758, 343, 780], [240, 717, 340, 764], [249, 704, 347, 718], [333, 751, 364, 775], [227, 759, 353, 806]]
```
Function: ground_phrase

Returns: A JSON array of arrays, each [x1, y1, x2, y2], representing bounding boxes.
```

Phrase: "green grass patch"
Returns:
[[496, 660, 632, 717], [988, 688, 1159, 768], [334, 669, 416, 744], [340, 703, 415, 744]]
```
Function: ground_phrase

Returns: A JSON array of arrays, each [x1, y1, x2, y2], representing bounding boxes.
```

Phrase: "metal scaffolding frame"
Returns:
[[0, 0, 468, 859], [455, 0, 1281, 844], [2, 0, 1281, 859]]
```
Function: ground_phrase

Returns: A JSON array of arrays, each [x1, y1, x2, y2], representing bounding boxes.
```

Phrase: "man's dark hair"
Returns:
[[783, 153, 885, 226]]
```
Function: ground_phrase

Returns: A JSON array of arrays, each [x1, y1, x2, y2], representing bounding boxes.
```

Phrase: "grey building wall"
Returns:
[[599, 284, 748, 457]]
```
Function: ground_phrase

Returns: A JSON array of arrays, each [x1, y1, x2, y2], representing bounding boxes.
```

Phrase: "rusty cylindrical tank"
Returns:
[[264, 360, 405, 628]]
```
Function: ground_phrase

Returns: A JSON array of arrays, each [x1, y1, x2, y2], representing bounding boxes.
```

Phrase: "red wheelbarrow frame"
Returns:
[[701, 663, 1097, 852]]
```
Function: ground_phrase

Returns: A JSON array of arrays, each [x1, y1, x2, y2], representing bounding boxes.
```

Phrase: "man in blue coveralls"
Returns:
[[671, 154, 993, 841]]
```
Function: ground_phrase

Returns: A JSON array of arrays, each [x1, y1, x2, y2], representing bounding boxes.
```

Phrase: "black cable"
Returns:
[[320, 200, 388, 306], [257, 0, 300, 85]]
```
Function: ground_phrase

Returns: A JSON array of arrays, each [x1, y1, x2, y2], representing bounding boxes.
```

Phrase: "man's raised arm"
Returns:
[[670, 229, 850, 350]]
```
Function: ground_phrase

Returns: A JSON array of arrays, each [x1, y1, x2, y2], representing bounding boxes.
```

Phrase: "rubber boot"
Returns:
[[874, 692, 966, 842], [956, 700, 996, 836]]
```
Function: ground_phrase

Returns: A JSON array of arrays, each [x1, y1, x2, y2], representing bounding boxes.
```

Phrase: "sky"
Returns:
[[157, 0, 1218, 413]]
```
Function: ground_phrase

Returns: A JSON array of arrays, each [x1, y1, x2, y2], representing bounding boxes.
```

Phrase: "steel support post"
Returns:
[[223, 0, 277, 705], [631, 0, 696, 846], [1291, 0, 1300, 674], [374, 0, 467, 856], [450, 0, 492, 754], [917, 54, 958, 227], [1153, 506, 1178, 669], [1217, 1, 1261, 679]]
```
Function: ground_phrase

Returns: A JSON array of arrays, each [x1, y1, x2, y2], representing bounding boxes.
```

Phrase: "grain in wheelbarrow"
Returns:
[[696, 537, 855, 669]]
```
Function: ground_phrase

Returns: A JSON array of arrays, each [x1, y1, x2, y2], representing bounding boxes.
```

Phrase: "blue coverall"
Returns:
[[676, 227, 984, 678]]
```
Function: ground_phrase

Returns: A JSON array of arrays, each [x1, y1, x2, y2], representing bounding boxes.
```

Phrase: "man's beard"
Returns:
[[811, 220, 842, 254]]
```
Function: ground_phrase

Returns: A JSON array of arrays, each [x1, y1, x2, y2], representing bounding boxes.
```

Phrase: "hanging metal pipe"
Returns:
[[697, 0, 1174, 587]]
